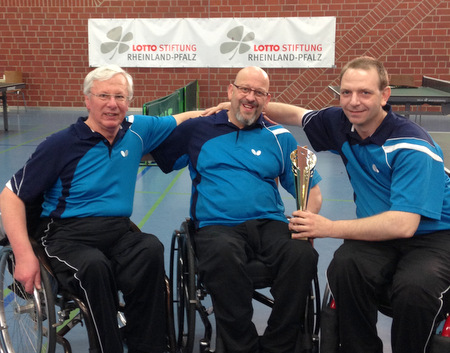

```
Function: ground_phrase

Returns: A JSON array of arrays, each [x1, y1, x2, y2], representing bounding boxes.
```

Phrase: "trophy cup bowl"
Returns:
[[290, 146, 317, 212]]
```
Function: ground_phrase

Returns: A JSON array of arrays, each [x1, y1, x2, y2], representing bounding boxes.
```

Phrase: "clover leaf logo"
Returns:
[[101, 26, 133, 60], [220, 26, 255, 60]]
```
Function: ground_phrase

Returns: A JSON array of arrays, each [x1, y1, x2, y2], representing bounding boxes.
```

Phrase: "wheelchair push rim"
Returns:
[[0, 247, 57, 353], [169, 226, 196, 353]]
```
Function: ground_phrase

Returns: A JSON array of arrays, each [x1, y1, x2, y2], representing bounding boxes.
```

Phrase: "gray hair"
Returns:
[[83, 64, 134, 99]]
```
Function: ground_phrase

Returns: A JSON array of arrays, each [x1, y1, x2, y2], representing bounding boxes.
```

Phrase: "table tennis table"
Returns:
[[328, 76, 450, 120], [0, 82, 26, 131]]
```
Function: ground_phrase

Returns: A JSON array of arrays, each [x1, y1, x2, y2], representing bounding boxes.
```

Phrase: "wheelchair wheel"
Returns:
[[170, 224, 196, 353], [0, 246, 57, 353], [302, 275, 321, 353]]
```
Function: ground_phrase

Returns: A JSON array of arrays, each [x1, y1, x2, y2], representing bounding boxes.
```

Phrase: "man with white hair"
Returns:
[[0, 64, 200, 353]]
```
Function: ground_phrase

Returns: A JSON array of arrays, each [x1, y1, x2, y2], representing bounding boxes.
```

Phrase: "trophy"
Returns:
[[290, 146, 317, 211]]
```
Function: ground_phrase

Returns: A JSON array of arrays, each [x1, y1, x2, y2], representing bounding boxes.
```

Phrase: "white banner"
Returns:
[[88, 18, 335, 68]]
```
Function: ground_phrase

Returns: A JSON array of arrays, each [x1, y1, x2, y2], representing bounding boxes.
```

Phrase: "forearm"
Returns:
[[173, 110, 204, 125], [306, 185, 322, 214], [202, 102, 307, 127], [0, 188, 41, 292], [0, 188, 33, 254], [328, 211, 420, 241], [290, 210, 421, 241], [264, 102, 308, 126]]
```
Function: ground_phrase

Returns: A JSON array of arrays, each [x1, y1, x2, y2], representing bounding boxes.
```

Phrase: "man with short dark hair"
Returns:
[[255, 57, 450, 353]]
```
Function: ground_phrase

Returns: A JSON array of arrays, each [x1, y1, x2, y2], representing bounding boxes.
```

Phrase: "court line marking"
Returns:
[[136, 167, 186, 229]]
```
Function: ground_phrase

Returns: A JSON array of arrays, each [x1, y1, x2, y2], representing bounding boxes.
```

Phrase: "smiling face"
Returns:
[[84, 73, 130, 141], [339, 67, 391, 139], [227, 67, 271, 129]]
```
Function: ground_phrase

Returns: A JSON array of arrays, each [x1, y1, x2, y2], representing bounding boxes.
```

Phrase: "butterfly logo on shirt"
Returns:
[[251, 149, 262, 156], [121, 150, 129, 157]]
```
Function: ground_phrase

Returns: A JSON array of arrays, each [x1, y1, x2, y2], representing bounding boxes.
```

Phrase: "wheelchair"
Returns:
[[320, 167, 450, 353], [169, 218, 321, 353], [0, 215, 176, 353], [320, 275, 450, 353]]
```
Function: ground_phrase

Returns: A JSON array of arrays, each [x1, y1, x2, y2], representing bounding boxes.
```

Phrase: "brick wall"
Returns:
[[1, 0, 449, 112]]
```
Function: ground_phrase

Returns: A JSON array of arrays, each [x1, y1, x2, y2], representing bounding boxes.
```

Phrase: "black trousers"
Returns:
[[194, 219, 318, 353], [40, 217, 166, 353], [327, 230, 450, 353]]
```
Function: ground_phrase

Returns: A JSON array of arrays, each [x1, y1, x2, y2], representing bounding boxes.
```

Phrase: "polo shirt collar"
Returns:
[[215, 110, 265, 130], [346, 105, 394, 146]]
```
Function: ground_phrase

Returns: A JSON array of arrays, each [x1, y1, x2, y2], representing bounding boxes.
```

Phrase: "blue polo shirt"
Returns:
[[303, 105, 450, 235], [7, 115, 176, 218], [151, 110, 321, 228]]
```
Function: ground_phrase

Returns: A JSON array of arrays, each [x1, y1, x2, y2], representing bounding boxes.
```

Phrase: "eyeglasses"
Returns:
[[90, 93, 130, 102], [232, 84, 269, 98]]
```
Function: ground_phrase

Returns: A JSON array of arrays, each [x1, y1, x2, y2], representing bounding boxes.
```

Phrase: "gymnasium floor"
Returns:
[[0, 107, 449, 353]]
